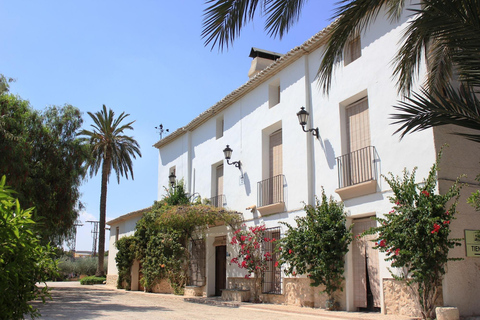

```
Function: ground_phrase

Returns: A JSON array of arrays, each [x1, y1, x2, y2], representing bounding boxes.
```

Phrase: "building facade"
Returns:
[[108, 5, 480, 317]]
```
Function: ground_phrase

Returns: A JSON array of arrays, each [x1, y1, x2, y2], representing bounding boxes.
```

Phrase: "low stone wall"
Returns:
[[150, 279, 174, 294], [383, 279, 443, 317], [222, 289, 251, 302], [226, 277, 345, 309], [184, 286, 204, 297], [106, 274, 118, 287]]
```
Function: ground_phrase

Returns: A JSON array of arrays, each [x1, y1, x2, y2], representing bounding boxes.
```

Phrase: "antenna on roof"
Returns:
[[155, 124, 169, 139]]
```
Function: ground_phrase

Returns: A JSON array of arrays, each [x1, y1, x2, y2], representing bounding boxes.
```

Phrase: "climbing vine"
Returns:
[[117, 182, 242, 293], [115, 235, 136, 290]]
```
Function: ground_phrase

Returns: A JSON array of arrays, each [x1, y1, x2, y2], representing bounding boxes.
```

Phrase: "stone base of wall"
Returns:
[[184, 286, 205, 297], [150, 279, 174, 294], [222, 289, 251, 302], [383, 279, 443, 317], [106, 274, 118, 287], [226, 277, 345, 309]]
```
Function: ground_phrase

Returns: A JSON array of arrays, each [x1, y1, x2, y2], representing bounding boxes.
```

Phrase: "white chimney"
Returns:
[[248, 48, 283, 79]]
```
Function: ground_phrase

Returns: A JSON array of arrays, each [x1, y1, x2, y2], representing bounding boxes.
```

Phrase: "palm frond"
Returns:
[[79, 105, 142, 183], [391, 84, 480, 143], [394, 0, 480, 94], [264, 0, 307, 39], [202, 0, 261, 50]]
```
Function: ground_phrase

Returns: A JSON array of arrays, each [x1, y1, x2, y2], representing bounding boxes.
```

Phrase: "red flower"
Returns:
[[241, 261, 247, 267], [446, 210, 450, 215], [271, 238, 276, 242], [378, 239, 386, 247], [288, 249, 293, 254], [443, 220, 450, 225], [395, 200, 400, 205], [421, 190, 430, 197], [431, 223, 441, 234], [389, 210, 395, 214], [264, 237, 270, 242], [274, 261, 279, 268], [244, 274, 250, 279], [240, 235, 246, 242], [395, 248, 400, 256]]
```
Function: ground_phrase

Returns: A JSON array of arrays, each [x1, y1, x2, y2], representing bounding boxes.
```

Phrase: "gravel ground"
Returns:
[[30, 282, 416, 320]]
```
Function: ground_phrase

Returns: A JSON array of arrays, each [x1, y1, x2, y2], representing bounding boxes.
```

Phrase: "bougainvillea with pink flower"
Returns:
[[363, 153, 462, 319], [229, 224, 276, 302]]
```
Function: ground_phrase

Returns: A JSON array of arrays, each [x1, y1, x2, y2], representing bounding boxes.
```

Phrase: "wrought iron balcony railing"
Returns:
[[336, 146, 378, 189], [209, 194, 225, 208], [257, 174, 285, 208]]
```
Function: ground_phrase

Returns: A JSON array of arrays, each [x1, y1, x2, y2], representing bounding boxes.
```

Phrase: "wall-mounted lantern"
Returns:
[[296, 107, 319, 138], [223, 145, 241, 170], [168, 172, 176, 188]]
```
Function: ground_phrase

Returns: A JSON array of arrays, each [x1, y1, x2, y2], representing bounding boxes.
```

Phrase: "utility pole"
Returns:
[[87, 220, 99, 257]]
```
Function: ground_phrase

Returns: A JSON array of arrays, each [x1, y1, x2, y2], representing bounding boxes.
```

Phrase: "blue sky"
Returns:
[[1, 0, 337, 251]]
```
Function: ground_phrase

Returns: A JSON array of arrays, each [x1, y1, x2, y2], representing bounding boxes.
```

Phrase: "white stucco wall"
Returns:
[[153, 4, 478, 316]]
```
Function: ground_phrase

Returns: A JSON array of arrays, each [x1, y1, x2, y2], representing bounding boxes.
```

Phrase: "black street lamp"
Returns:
[[297, 107, 319, 138], [223, 145, 241, 170]]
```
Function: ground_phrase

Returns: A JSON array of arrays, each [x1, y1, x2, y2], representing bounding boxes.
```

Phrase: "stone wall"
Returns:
[[151, 279, 174, 294], [383, 279, 443, 317], [184, 286, 205, 297], [226, 276, 345, 309]]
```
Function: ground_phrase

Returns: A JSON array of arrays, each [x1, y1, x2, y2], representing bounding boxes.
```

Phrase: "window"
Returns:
[[216, 116, 224, 139], [269, 79, 280, 108], [344, 36, 361, 66], [189, 239, 206, 286], [258, 129, 283, 207], [262, 227, 281, 294]]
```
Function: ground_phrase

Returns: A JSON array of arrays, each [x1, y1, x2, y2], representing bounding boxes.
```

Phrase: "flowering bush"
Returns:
[[276, 189, 352, 308], [229, 224, 276, 302], [364, 159, 462, 319]]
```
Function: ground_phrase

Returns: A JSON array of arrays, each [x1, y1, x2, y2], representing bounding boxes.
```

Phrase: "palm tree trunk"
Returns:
[[96, 159, 109, 277]]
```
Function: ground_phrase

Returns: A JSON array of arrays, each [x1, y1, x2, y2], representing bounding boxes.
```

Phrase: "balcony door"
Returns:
[[345, 98, 371, 186], [268, 130, 282, 205]]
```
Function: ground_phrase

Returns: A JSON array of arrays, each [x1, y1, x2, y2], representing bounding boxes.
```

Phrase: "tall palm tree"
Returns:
[[80, 105, 141, 276], [201, 0, 480, 141]]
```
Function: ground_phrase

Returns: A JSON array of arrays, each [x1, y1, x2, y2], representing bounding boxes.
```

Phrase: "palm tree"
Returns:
[[201, 0, 480, 141], [80, 105, 141, 276]]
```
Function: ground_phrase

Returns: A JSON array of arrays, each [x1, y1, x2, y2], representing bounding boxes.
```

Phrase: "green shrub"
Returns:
[[0, 176, 57, 319], [277, 189, 353, 307], [80, 276, 106, 285], [57, 256, 108, 279]]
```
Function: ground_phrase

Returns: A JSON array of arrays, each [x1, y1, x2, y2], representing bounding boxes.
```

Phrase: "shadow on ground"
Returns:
[[30, 286, 172, 319]]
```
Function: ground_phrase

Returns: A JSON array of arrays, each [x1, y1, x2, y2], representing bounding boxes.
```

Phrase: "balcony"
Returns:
[[335, 146, 379, 200], [209, 194, 226, 208], [257, 174, 285, 216]]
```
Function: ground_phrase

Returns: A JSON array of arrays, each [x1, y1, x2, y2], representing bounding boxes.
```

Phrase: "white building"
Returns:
[[108, 6, 480, 317]]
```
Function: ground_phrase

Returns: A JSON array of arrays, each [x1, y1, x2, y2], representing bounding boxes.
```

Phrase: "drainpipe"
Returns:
[[303, 51, 316, 206], [187, 130, 193, 195]]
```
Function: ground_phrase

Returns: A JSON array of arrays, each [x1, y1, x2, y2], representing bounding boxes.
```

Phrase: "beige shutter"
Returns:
[[352, 218, 381, 309], [215, 165, 223, 207], [269, 130, 283, 178], [346, 98, 370, 152], [346, 99, 371, 185]]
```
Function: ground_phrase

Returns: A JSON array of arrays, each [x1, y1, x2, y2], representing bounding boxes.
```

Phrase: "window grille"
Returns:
[[262, 227, 282, 294], [188, 239, 206, 286]]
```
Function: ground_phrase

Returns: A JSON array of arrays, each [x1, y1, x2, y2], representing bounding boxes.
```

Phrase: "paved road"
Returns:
[[32, 282, 415, 320]]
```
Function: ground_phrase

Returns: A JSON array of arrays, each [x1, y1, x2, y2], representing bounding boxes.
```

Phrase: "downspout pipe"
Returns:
[[303, 50, 316, 206]]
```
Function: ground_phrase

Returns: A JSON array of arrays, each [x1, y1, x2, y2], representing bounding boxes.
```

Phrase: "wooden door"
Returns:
[[352, 218, 380, 310], [215, 245, 227, 296]]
